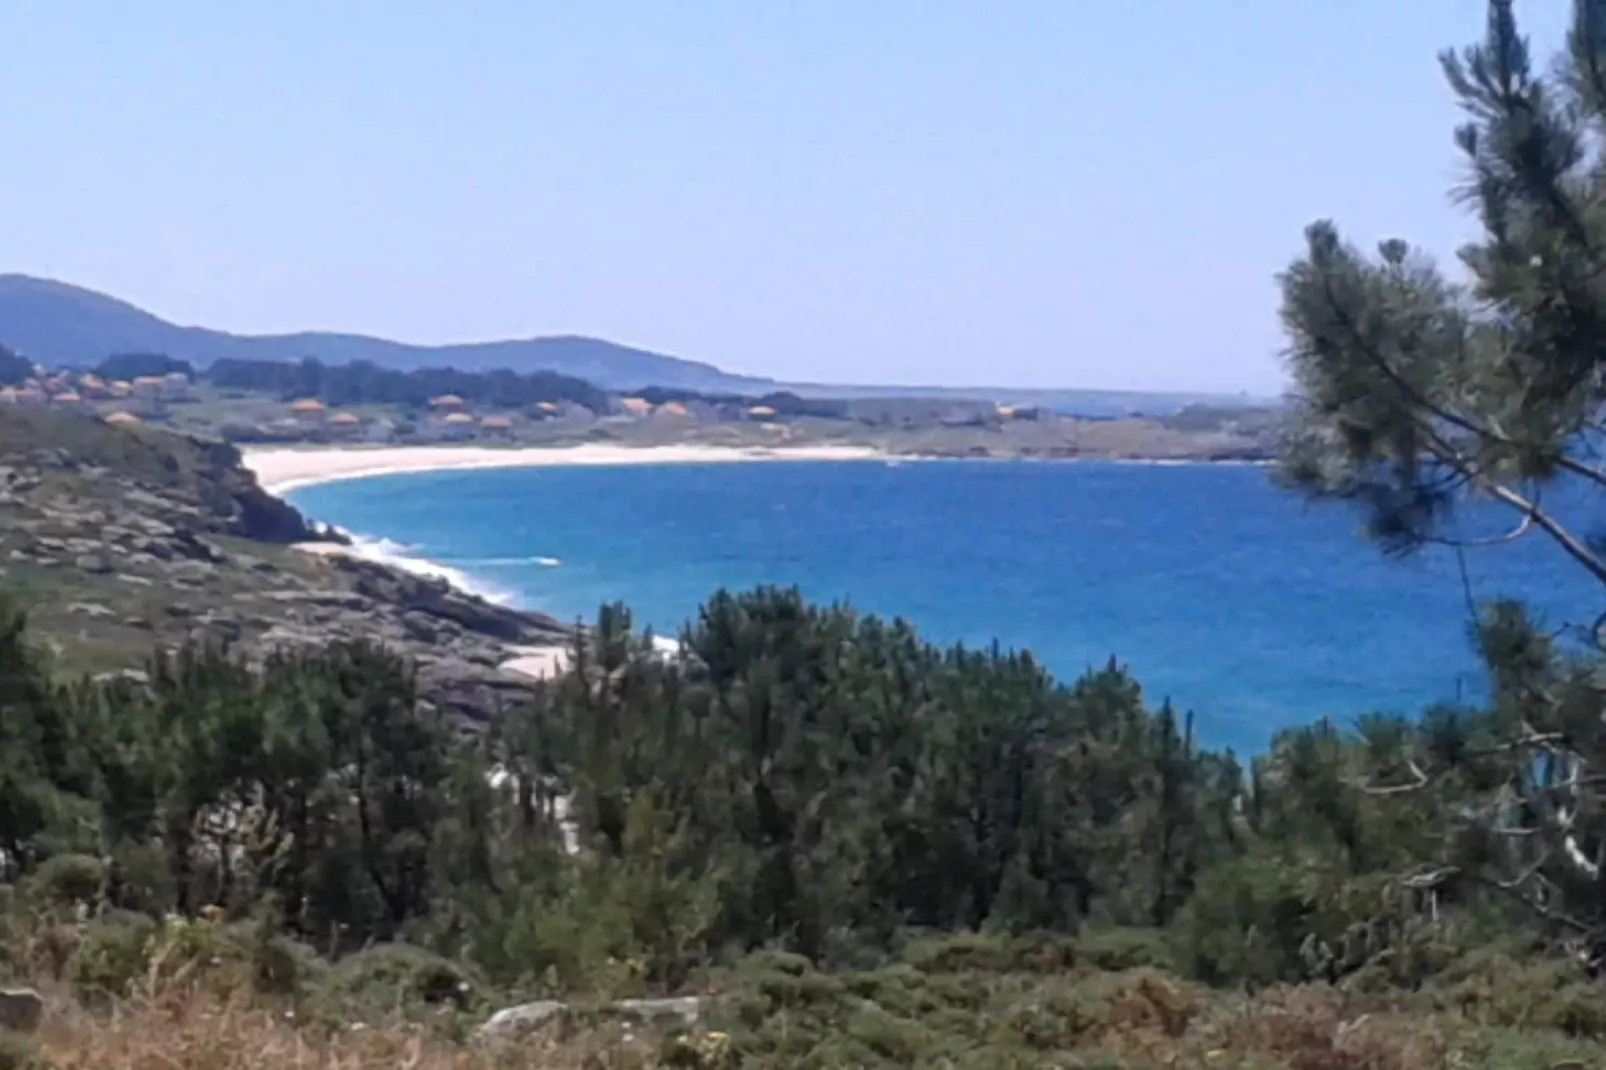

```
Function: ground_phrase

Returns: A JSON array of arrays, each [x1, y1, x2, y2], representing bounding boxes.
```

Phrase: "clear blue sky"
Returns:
[[0, 1, 1566, 393]]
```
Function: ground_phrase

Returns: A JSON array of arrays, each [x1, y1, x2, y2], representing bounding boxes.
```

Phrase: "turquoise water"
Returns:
[[286, 460, 1587, 754]]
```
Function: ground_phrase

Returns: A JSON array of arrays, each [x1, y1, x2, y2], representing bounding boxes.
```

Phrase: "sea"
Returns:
[[284, 459, 1590, 756]]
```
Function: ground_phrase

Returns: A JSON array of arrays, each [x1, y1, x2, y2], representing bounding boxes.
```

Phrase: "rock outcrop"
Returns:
[[475, 996, 710, 1040], [0, 988, 44, 1033], [0, 410, 571, 727]]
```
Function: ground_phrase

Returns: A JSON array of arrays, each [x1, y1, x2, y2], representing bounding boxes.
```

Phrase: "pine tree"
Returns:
[[1276, 0, 1606, 957]]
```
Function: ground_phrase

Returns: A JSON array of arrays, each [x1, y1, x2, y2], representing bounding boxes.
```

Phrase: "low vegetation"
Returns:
[[3, 580, 1606, 1068]]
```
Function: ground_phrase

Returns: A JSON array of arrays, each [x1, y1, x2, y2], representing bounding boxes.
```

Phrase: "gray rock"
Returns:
[[92, 668, 151, 686], [262, 589, 372, 611], [139, 538, 174, 561], [402, 612, 439, 642], [416, 658, 536, 726], [0, 987, 44, 1033], [610, 996, 706, 1025], [476, 999, 567, 1038], [75, 552, 114, 574]]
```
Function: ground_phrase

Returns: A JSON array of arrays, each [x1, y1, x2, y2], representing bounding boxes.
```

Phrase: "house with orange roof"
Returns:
[[326, 411, 363, 438], [478, 414, 514, 440], [290, 398, 327, 427]]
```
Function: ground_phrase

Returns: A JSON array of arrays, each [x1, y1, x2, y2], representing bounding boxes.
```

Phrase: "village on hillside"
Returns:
[[0, 353, 1278, 460]]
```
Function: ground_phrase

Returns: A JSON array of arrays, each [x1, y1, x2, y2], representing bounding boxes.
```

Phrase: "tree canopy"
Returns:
[[1278, 0, 1606, 960]]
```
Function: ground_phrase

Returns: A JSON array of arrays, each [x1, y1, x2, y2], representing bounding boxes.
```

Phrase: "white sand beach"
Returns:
[[241, 442, 886, 496]]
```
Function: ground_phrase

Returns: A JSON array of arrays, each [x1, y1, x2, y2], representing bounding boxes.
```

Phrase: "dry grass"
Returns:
[[13, 971, 1606, 1070], [30, 984, 634, 1070]]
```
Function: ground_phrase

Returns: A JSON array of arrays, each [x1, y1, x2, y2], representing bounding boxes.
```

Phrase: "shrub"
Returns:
[[320, 944, 481, 1018], [0, 1032, 44, 1070], [901, 931, 1074, 976], [1432, 953, 1606, 1038], [1076, 927, 1174, 973], [22, 855, 104, 911], [68, 912, 158, 1001]]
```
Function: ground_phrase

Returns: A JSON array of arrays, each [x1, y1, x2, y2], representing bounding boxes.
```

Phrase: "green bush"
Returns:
[[21, 855, 104, 910], [1433, 953, 1606, 1038], [901, 931, 1076, 976], [0, 1031, 45, 1070], [1075, 927, 1174, 973], [319, 943, 481, 1017], [68, 911, 157, 1000], [245, 927, 326, 997]]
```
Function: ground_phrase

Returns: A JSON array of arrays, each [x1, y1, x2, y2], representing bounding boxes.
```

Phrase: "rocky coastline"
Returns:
[[0, 409, 572, 727]]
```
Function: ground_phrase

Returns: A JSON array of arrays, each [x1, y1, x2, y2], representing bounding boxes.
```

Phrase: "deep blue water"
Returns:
[[286, 460, 1588, 754]]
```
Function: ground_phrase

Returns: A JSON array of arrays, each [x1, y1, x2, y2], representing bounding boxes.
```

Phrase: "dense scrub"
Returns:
[[3, 584, 1605, 1067]]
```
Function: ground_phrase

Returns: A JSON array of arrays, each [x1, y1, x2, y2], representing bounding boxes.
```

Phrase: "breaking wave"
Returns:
[[337, 532, 517, 606]]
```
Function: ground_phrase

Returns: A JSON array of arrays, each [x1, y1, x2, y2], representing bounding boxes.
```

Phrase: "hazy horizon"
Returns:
[[0, 2, 1566, 394]]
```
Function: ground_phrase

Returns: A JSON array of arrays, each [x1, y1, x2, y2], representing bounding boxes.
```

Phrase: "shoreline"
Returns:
[[240, 444, 864, 684], [240, 442, 890, 496], [239, 443, 1270, 686]]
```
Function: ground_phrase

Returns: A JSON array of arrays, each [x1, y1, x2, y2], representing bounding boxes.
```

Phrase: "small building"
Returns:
[[131, 376, 167, 400], [51, 391, 82, 406], [428, 393, 467, 410], [290, 398, 327, 426], [162, 371, 190, 398], [479, 414, 514, 440], [535, 401, 560, 414], [0, 387, 17, 406], [440, 411, 476, 440], [109, 380, 134, 398], [619, 397, 653, 417], [104, 411, 142, 427], [654, 401, 691, 419], [327, 411, 363, 438], [747, 404, 777, 420]]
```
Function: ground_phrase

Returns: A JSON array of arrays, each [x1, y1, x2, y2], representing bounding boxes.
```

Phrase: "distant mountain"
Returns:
[[0, 275, 776, 394], [0, 274, 1272, 413]]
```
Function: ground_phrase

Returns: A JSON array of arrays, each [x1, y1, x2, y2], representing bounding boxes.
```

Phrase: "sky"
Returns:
[[0, 2, 1571, 394]]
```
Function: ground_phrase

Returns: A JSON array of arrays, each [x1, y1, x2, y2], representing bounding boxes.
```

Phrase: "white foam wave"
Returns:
[[339, 531, 516, 606], [452, 555, 563, 568]]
